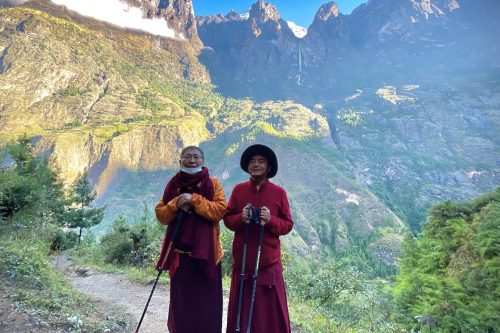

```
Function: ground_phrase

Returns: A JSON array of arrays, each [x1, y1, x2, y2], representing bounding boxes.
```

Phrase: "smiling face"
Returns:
[[247, 154, 271, 179], [179, 147, 204, 168]]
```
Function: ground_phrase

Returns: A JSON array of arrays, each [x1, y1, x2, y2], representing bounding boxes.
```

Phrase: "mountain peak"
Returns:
[[249, 0, 281, 23], [226, 10, 243, 20], [315, 2, 340, 21]]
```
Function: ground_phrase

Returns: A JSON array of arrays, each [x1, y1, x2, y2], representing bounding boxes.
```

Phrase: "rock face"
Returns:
[[302, 2, 352, 73], [328, 81, 500, 231], [0, 2, 210, 181], [197, 0, 299, 98], [125, 0, 202, 48], [35, 121, 209, 193], [197, 0, 500, 97]]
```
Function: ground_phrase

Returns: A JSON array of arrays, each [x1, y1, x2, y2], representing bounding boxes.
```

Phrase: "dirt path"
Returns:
[[52, 254, 228, 333], [0, 292, 54, 333]]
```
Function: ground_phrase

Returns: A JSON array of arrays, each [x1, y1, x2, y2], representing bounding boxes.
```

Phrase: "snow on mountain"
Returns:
[[287, 20, 307, 38]]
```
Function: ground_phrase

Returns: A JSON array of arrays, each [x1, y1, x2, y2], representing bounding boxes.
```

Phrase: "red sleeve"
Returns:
[[267, 189, 293, 236], [223, 187, 245, 232]]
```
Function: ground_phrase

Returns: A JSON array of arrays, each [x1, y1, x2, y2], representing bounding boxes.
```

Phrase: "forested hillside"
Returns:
[[395, 188, 500, 332]]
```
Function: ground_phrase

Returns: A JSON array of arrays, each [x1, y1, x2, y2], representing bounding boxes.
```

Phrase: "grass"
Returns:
[[56, 85, 85, 97], [70, 244, 163, 284], [0, 229, 129, 332], [289, 298, 336, 333]]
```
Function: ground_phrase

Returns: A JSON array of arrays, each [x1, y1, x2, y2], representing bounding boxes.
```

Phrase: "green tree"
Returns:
[[394, 188, 500, 332], [65, 172, 104, 243], [0, 137, 65, 225]]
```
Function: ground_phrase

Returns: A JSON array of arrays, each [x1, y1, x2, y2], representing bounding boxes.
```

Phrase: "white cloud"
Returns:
[[50, 0, 176, 38]]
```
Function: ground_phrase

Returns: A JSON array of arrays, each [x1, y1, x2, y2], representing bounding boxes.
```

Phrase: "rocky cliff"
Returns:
[[124, 0, 202, 48], [197, 0, 300, 98], [197, 0, 500, 97], [0, 2, 210, 179]]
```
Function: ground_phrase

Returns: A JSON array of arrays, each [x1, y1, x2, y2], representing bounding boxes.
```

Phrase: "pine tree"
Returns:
[[65, 172, 104, 243], [1, 137, 65, 225]]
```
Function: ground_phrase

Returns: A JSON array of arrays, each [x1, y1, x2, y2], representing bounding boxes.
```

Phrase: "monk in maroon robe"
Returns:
[[224, 144, 293, 333], [155, 146, 226, 333]]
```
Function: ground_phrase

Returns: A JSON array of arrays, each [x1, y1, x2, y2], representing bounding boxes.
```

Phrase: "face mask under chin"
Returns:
[[181, 166, 203, 174]]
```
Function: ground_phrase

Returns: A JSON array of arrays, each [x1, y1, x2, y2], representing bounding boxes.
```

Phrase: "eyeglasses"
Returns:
[[181, 154, 203, 160]]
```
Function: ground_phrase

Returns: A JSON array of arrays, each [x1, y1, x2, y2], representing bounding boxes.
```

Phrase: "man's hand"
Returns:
[[241, 204, 252, 224], [259, 206, 271, 225], [176, 193, 193, 211]]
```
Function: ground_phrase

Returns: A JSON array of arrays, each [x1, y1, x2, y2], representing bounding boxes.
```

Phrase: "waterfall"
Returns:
[[296, 43, 304, 86]]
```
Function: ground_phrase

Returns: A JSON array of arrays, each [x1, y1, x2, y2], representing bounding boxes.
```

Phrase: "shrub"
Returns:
[[50, 230, 79, 251], [99, 212, 165, 268], [220, 227, 233, 276], [100, 217, 134, 265]]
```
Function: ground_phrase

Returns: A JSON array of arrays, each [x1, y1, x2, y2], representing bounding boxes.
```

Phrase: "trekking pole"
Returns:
[[246, 222, 265, 333], [235, 221, 250, 332], [134, 210, 186, 333]]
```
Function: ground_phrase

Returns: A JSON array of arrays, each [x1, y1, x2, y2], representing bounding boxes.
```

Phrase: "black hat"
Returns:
[[240, 144, 278, 178]]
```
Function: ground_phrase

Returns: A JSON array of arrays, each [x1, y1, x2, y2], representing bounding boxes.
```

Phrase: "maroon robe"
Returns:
[[156, 168, 223, 333], [168, 256, 222, 333], [224, 178, 293, 333]]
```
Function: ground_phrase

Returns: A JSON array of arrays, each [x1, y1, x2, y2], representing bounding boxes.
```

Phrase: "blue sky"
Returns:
[[192, 1, 367, 27]]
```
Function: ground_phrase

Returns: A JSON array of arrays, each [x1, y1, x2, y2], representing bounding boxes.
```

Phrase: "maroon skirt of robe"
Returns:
[[226, 262, 291, 333], [168, 254, 222, 333]]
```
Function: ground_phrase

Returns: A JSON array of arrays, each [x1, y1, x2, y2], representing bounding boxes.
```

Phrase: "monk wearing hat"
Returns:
[[224, 144, 293, 333]]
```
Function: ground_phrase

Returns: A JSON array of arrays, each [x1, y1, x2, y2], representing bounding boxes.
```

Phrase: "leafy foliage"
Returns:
[[336, 108, 365, 126], [136, 90, 167, 111], [285, 257, 402, 333], [0, 137, 65, 226], [50, 229, 79, 251], [93, 207, 165, 269], [56, 85, 84, 97], [394, 187, 500, 332], [220, 227, 234, 276]]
